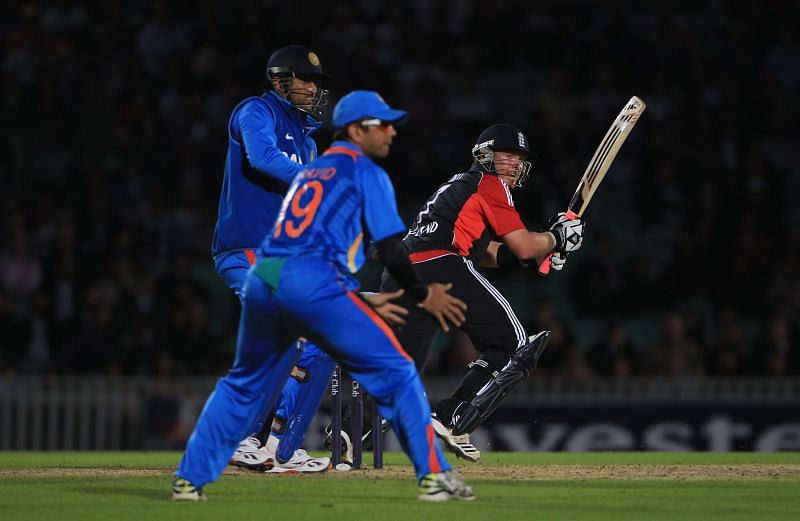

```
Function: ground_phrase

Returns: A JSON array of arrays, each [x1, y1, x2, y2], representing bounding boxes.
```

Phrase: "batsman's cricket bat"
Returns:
[[539, 95, 646, 275]]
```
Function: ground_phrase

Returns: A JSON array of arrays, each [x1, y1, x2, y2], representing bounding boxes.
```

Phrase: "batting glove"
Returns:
[[547, 212, 585, 254], [550, 253, 567, 271]]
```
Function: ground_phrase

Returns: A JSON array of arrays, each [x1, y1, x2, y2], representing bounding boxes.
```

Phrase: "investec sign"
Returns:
[[477, 405, 800, 452]]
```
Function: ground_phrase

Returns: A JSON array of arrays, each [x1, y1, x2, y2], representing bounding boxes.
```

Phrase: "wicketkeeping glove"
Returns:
[[547, 212, 585, 254]]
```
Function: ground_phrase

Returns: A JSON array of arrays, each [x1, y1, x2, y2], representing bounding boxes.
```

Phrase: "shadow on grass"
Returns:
[[68, 484, 167, 501]]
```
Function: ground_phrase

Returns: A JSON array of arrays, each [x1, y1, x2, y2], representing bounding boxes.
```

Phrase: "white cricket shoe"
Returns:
[[231, 436, 274, 471], [262, 435, 330, 473], [431, 414, 481, 462], [232, 436, 261, 458]]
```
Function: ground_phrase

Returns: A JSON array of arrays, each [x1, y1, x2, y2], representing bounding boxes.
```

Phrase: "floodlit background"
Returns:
[[1, 1, 798, 451]]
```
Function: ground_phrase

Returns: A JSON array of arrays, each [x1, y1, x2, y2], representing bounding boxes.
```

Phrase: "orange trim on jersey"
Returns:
[[323, 146, 362, 161], [347, 233, 363, 273], [245, 249, 257, 266], [408, 249, 455, 264], [427, 424, 442, 473], [346, 292, 413, 362]]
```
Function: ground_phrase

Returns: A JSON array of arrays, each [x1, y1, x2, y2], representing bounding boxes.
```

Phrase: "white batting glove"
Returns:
[[550, 253, 567, 271], [548, 213, 584, 254]]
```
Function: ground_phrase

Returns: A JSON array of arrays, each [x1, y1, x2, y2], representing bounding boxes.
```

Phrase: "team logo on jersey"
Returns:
[[407, 221, 438, 237], [308, 52, 320, 66], [281, 151, 301, 164]]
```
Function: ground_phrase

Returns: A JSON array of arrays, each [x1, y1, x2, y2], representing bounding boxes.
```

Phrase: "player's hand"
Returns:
[[363, 289, 408, 328], [546, 212, 570, 228], [418, 283, 467, 332], [547, 212, 585, 254]]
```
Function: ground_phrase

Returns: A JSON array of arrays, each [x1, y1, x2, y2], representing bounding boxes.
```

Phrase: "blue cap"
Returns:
[[332, 90, 408, 129]]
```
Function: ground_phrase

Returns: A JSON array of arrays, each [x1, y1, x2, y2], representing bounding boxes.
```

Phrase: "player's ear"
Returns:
[[272, 77, 285, 95], [346, 122, 363, 142]]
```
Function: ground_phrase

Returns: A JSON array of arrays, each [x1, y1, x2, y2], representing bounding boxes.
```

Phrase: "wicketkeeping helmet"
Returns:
[[266, 45, 331, 119], [472, 124, 533, 187]]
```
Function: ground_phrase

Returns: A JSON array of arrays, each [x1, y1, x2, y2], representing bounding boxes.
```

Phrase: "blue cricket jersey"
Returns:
[[261, 140, 406, 274], [211, 91, 322, 257]]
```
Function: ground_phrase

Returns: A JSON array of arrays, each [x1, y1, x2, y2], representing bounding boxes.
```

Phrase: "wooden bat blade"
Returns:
[[538, 96, 645, 276], [568, 96, 646, 216]]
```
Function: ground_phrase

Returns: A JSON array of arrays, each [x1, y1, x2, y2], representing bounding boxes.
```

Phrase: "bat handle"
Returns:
[[537, 252, 553, 276], [537, 209, 578, 276]]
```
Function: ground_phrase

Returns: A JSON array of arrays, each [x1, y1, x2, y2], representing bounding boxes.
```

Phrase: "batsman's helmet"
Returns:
[[266, 45, 331, 119], [472, 124, 533, 187]]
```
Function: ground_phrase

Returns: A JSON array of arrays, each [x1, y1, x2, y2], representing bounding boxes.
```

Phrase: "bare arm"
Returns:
[[501, 229, 556, 264], [479, 241, 502, 268]]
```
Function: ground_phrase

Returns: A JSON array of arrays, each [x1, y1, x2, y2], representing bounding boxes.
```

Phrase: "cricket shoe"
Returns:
[[323, 418, 389, 454], [361, 418, 391, 451], [323, 425, 354, 466], [261, 435, 330, 473], [418, 471, 475, 502], [171, 477, 207, 501], [262, 449, 330, 473], [231, 436, 274, 471], [230, 436, 261, 461], [430, 413, 480, 462]]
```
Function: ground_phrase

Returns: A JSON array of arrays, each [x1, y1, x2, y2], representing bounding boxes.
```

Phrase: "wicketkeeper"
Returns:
[[173, 90, 475, 502]]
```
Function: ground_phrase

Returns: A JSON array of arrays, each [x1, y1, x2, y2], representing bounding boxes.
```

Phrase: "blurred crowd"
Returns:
[[1, 1, 798, 378]]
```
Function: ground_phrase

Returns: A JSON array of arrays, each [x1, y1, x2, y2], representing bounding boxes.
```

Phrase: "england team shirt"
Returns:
[[403, 169, 525, 264]]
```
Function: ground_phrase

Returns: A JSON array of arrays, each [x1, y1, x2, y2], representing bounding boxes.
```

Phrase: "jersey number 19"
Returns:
[[274, 181, 323, 239]]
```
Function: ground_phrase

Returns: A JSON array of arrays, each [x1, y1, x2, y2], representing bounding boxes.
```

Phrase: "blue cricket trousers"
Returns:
[[178, 256, 450, 486], [214, 249, 325, 435]]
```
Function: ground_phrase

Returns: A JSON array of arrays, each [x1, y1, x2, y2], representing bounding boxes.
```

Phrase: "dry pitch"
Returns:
[[2, 462, 797, 481]]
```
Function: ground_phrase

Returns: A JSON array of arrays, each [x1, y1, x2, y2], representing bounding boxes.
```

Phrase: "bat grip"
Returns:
[[537, 252, 553, 276], [538, 209, 577, 276]]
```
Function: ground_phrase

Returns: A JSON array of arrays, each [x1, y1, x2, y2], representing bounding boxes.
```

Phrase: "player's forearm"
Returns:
[[246, 147, 303, 184], [478, 242, 500, 268], [503, 230, 556, 262], [531, 231, 557, 260], [239, 108, 303, 184]]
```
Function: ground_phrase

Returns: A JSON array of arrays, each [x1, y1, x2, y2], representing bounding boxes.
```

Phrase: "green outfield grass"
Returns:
[[1, 452, 798, 521]]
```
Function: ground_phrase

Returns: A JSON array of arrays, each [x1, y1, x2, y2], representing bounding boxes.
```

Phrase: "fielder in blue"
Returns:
[[211, 45, 331, 472], [174, 91, 475, 502]]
